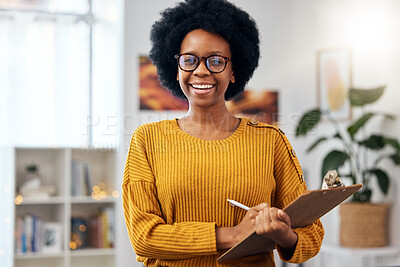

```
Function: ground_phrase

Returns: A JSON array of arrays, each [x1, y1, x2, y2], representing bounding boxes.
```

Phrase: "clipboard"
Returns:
[[217, 184, 362, 262]]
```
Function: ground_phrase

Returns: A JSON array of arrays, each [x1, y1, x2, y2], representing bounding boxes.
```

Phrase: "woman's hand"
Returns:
[[216, 203, 267, 250], [255, 203, 298, 250], [216, 203, 298, 252], [231, 203, 268, 242]]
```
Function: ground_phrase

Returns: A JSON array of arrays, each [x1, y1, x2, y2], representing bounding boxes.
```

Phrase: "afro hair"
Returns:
[[149, 0, 260, 100]]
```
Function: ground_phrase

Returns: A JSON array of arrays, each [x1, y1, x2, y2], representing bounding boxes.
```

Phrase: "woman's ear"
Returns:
[[231, 73, 235, 83]]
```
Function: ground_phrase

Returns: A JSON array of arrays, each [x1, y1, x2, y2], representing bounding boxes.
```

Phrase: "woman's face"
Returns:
[[177, 29, 235, 109]]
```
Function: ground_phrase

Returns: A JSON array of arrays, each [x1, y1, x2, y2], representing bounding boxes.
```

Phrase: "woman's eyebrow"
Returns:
[[208, 50, 224, 55], [180, 50, 225, 55]]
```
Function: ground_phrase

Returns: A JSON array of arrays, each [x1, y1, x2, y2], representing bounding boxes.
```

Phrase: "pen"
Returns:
[[227, 199, 250, 211]]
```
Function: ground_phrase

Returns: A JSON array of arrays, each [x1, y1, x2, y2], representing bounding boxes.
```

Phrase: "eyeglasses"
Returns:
[[174, 53, 231, 73]]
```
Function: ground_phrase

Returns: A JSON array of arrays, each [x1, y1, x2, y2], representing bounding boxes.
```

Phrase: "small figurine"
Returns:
[[321, 170, 344, 189]]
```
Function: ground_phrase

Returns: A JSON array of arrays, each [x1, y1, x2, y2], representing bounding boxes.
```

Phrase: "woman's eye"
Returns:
[[209, 57, 223, 65], [183, 57, 196, 64]]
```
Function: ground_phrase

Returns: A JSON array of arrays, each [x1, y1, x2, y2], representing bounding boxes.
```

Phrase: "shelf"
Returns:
[[70, 196, 117, 204], [70, 248, 115, 257], [15, 252, 65, 259], [12, 147, 118, 267], [16, 196, 65, 205]]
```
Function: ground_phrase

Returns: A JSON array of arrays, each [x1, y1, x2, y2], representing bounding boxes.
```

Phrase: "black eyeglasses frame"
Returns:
[[174, 53, 231, 73]]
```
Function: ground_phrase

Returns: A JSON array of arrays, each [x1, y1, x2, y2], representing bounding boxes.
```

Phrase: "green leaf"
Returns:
[[307, 133, 343, 153], [295, 109, 322, 137], [365, 168, 389, 195], [389, 153, 400, 165], [347, 112, 374, 138], [321, 150, 350, 181], [358, 135, 385, 150], [349, 86, 385, 106], [347, 113, 395, 140], [306, 137, 327, 153], [385, 138, 400, 152]]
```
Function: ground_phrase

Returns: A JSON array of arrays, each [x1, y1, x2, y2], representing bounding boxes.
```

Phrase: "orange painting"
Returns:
[[226, 90, 278, 125]]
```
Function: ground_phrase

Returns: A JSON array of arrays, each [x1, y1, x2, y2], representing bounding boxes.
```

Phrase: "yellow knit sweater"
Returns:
[[123, 117, 324, 266]]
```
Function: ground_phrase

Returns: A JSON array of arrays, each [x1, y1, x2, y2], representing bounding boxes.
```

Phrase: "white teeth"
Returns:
[[192, 84, 213, 89]]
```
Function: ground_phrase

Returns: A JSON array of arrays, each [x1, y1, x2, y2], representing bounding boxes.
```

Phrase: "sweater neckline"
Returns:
[[171, 117, 247, 144]]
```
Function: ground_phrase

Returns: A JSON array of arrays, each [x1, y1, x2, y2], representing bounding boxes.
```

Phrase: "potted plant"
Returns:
[[295, 86, 400, 247]]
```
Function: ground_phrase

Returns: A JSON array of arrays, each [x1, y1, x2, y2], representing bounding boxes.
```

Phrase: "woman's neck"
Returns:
[[178, 105, 240, 140]]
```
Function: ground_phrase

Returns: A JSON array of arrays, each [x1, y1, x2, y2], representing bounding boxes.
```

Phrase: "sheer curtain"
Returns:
[[0, 13, 90, 146], [0, 0, 123, 148]]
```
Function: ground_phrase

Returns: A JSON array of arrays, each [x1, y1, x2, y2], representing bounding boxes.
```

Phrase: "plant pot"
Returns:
[[339, 202, 390, 247]]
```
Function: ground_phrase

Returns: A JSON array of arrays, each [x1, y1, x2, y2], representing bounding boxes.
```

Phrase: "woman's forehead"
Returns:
[[180, 29, 231, 56]]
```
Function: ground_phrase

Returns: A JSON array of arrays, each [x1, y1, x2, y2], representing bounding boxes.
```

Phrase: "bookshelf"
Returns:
[[12, 147, 119, 267]]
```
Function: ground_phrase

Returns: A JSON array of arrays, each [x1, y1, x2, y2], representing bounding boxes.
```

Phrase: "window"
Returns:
[[0, 0, 123, 148]]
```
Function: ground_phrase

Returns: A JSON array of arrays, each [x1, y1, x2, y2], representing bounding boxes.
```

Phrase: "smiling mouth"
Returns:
[[190, 84, 215, 95], [191, 84, 214, 89]]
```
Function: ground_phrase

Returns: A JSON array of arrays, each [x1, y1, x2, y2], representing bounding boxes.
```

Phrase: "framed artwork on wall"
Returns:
[[226, 90, 278, 125], [317, 48, 352, 120]]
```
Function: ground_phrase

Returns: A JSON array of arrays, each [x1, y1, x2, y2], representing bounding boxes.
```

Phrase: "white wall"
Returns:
[[0, 148, 15, 267], [122, 1, 400, 266]]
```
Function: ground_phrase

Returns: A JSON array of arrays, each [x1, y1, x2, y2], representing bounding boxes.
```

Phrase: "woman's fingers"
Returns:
[[234, 203, 295, 247], [277, 209, 291, 226], [260, 208, 272, 224], [255, 207, 271, 235], [266, 208, 291, 227], [251, 202, 268, 212], [255, 207, 292, 235], [246, 204, 296, 247]]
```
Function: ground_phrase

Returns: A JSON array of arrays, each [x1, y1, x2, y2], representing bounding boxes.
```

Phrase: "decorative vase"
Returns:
[[339, 202, 390, 247], [19, 164, 55, 198]]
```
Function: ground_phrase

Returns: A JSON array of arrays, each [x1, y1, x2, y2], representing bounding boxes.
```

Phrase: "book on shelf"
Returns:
[[83, 162, 93, 196], [24, 214, 32, 253], [104, 206, 114, 248], [70, 206, 114, 250], [88, 215, 103, 248], [15, 216, 23, 254], [71, 217, 87, 249], [87, 206, 115, 249], [15, 214, 61, 254], [32, 215, 42, 253], [71, 160, 93, 197]]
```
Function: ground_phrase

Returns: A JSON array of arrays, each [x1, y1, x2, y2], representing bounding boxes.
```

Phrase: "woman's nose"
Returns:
[[193, 59, 210, 75]]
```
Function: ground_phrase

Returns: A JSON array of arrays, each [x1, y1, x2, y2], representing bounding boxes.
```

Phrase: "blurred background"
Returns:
[[1, 0, 399, 266]]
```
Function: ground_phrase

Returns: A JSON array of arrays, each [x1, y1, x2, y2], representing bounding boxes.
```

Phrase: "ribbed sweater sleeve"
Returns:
[[122, 126, 217, 259], [273, 130, 324, 263]]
